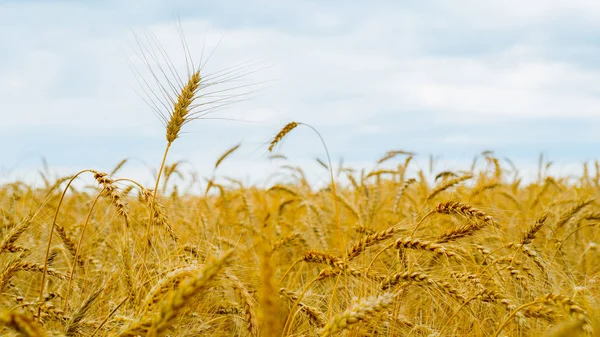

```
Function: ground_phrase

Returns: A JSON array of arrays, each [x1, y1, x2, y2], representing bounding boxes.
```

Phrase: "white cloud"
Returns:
[[1, 0, 599, 186]]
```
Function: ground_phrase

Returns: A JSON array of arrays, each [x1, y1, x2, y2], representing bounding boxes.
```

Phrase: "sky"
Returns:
[[1, 0, 600, 189]]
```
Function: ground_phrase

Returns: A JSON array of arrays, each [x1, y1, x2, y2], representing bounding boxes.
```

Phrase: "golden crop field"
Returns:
[[1, 43, 599, 337]]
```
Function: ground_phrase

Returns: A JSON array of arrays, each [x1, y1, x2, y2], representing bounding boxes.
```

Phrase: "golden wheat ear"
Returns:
[[0, 309, 47, 337], [319, 293, 394, 336], [268, 122, 299, 152], [165, 71, 201, 145]]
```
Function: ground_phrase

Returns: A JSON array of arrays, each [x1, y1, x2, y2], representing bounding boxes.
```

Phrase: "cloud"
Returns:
[[0, 0, 598, 185]]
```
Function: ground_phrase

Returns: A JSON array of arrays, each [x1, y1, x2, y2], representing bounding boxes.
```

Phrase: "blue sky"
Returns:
[[1, 1, 599, 188]]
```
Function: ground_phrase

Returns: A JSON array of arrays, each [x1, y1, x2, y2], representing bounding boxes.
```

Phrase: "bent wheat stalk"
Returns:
[[268, 122, 345, 254], [39, 169, 95, 318]]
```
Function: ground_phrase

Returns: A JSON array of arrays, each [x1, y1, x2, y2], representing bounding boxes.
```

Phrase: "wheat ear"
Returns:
[[165, 71, 201, 144], [140, 188, 178, 242], [521, 214, 548, 244], [279, 288, 326, 327], [319, 293, 394, 336], [493, 293, 592, 337], [381, 272, 465, 302], [92, 171, 130, 224], [555, 198, 594, 231], [268, 122, 298, 152], [0, 309, 47, 337], [346, 226, 399, 260], [215, 143, 241, 169], [117, 250, 233, 337], [427, 174, 473, 201], [0, 217, 32, 252], [227, 273, 259, 337], [138, 266, 201, 315]]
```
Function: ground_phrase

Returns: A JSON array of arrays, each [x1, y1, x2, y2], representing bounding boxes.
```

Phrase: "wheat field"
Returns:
[[1, 40, 599, 337]]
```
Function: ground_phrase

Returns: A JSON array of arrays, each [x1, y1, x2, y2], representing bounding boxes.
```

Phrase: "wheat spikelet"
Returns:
[[381, 271, 432, 290], [346, 226, 399, 260], [228, 273, 259, 337], [506, 242, 546, 271], [435, 171, 459, 181], [522, 304, 557, 322], [381, 272, 465, 302], [364, 169, 396, 180], [1, 260, 66, 291], [165, 70, 201, 144], [92, 171, 129, 224], [301, 251, 372, 280], [393, 178, 416, 214], [393, 237, 458, 258], [120, 243, 137, 305], [215, 304, 243, 315], [542, 294, 593, 335], [475, 287, 516, 311], [21, 262, 67, 280], [65, 286, 103, 335], [316, 266, 384, 282], [496, 293, 592, 336], [427, 174, 473, 201], [110, 159, 128, 176], [354, 225, 375, 235], [140, 188, 178, 242], [470, 182, 500, 197], [493, 256, 534, 280], [54, 224, 84, 268], [138, 265, 200, 315], [584, 212, 600, 221], [277, 198, 297, 216], [161, 162, 183, 192], [434, 201, 496, 242], [555, 198, 595, 231], [345, 172, 360, 191], [272, 233, 300, 253], [268, 185, 299, 197], [215, 143, 241, 169], [436, 221, 490, 243], [31, 303, 68, 324], [376, 150, 413, 164], [319, 292, 393, 336], [0, 245, 28, 254], [435, 201, 496, 225], [302, 250, 348, 271], [504, 265, 530, 290], [269, 122, 298, 152], [530, 177, 560, 208], [46, 249, 60, 268], [279, 288, 325, 328], [521, 214, 548, 244], [0, 217, 32, 252]]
